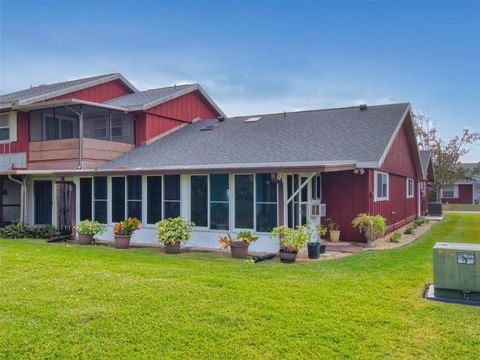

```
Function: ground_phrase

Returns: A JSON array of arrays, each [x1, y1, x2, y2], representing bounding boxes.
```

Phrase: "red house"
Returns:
[[439, 163, 480, 205], [1, 74, 425, 251]]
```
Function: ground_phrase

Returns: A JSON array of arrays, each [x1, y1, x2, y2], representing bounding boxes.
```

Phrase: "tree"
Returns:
[[413, 112, 480, 201]]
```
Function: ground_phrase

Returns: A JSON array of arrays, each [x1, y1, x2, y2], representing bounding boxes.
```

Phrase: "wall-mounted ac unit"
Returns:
[[433, 242, 480, 301]]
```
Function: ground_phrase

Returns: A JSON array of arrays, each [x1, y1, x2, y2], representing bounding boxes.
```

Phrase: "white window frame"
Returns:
[[406, 178, 414, 199], [0, 111, 17, 144], [93, 176, 108, 224], [311, 175, 322, 201], [441, 185, 457, 199], [374, 171, 389, 202]]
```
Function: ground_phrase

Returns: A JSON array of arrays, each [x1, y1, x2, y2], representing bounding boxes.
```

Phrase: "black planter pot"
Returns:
[[307, 242, 321, 259], [279, 248, 298, 263]]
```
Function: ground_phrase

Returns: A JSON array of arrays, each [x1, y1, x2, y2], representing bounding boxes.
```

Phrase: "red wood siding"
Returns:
[[441, 184, 473, 204], [420, 180, 429, 215], [45, 79, 133, 103], [322, 170, 369, 241], [136, 90, 220, 145], [0, 112, 29, 157], [380, 117, 417, 178], [369, 171, 417, 233]]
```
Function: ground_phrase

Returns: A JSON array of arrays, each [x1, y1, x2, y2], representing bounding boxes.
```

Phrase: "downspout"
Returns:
[[8, 174, 26, 225], [78, 105, 84, 169]]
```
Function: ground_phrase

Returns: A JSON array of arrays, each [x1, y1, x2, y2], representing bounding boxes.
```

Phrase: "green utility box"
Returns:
[[433, 242, 480, 301]]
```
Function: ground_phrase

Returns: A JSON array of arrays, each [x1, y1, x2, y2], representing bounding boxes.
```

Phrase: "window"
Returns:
[[164, 175, 180, 219], [374, 171, 389, 201], [127, 176, 142, 219], [255, 173, 277, 232], [235, 175, 254, 229], [0, 112, 11, 141], [34, 180, 52, 224], [442, 185, 455, 198], [111, 177, 125, 222], [147, 176, 162, 224], [406, 178, 414, 198], [80, 178, 92, 221], [94, 118, 108, 139], [43, 112, 76, 140], [210, 174, 229, 230], [190, 175, 208, 227], [111, 117, 123, 137], [94, 177, 107, 223], [311, 175, 321, 200]]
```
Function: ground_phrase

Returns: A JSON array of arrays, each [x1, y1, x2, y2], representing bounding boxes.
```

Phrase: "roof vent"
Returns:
[[218, 116, 225, 122], [200, 124, 218, 131], [244, 116, 262, 123], [359, 104, 368, 110]]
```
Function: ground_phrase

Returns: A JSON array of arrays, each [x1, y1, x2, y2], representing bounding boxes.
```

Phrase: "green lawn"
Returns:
[[1, 214, 480, 359], [443, 203, 480, 211]]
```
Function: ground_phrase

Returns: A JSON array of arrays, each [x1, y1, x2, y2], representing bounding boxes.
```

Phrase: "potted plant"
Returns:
[[351, 213, 386, 248], [307, 224, 327, 259], [156, 217, 194, 254], [326, 218, 340, 242], [218, 231, 259, 258], [76, 220, 106, 245], [113, 218, 142, 249], [271, 225, 311, 263]]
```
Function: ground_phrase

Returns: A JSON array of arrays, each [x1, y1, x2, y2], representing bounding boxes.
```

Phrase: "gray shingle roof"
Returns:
[[458, 162, 480, 182], [419, 150, 432, 175], [102, 103, 410, 171], [103, 84, 195, 109], [0, 73, 137, 108]]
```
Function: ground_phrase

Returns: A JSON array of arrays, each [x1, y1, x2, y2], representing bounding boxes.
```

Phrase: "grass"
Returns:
[[1, 214, 480, 359], [443, 203, 480, 211]]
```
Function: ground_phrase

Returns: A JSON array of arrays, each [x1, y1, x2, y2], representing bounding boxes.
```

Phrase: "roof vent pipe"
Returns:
[[218, 116, 225, 122], [359, 104, 368, 110]]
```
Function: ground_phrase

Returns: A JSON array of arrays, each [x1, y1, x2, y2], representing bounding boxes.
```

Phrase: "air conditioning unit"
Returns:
[[432, 242, 480, 301]]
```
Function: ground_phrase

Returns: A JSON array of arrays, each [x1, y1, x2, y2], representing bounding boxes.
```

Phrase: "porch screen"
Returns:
[[127, 176, 142, 220], [80, 178, 92, 221], [235, 175, 254, 229], [191, 176, 208, 227], [34, 180, 52, 225], [210, 174, 229, 230], [147, 176, 162, 224], [256, 174, 277, 232], [164, 175, 180, 219], [112, 177, 125, 222], [94, 177, 107, 223]]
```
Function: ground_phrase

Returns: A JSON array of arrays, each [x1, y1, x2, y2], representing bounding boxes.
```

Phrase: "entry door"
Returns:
[[287, 175, 309, 227], [34, 180, 53, 224]]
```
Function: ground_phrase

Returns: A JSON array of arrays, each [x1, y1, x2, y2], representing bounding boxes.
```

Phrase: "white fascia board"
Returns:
[[13, 99, 129, 112]]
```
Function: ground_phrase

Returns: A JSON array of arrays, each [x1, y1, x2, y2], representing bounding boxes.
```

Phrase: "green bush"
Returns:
[[404, 225, 416, 235], [76, 220, 106, 236], [271, 225, 312, 251], [156, 217, 194, 244], [389, 231, 401, 243], [0, 221, 59, 239]]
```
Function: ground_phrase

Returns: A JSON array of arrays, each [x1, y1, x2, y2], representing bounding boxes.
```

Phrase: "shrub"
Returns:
[[271, 225, 312, 251], [404, 225, 416, 235], [326, 218, 340, 231], [316, 224, 328, 239], [156, 217, 194, 245], [113, 218, 141, 236], [0, 222, 59, 239], [76, 220, 106, 236], [0, 221, 28, 238], [351, 213, 387, 241], [219, 231, 259, 249], [389, 231, 401, 243]]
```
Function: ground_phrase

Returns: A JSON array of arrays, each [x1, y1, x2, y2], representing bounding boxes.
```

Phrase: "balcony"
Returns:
[[27, 103, 135, 170]]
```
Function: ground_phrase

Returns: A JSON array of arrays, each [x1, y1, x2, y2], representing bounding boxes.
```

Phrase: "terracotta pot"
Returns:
[[164, 241, 181, 254], [279, 248, 298, 263], [329, 230, 340, 242], [230, 241, 250, 258], [114, 235, 131, 249], [78, 234, 93, 245]]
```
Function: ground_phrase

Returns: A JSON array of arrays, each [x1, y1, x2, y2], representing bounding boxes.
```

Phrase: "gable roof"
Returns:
[[101, 103, 411, 172], [0, 73, 137, 109], [419, 150, 431, 175], [457, 162, 480, 183], [103, 83, 225, 116]]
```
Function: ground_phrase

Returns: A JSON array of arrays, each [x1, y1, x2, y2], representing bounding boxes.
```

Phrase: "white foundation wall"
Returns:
[[95, 227, 280, 253]]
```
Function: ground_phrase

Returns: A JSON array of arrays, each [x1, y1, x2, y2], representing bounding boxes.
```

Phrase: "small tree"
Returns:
[[413, 112, 480, 200]]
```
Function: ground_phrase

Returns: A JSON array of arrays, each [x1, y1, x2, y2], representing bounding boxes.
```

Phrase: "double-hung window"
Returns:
[[442, 185, 455, 198], [127, 176, 142, 219], [94, 177, 107, 223], [0, 112, 12, 141], [311, 175, 321, 201], [374, 171, 389, 201], [255, 174, 278, 232], [164, 175, 181, 219], [406, 178, 414, 198]]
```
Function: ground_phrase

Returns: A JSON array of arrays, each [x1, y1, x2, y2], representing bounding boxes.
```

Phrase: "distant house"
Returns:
[[439, 163, 480, 205], [1, 74, 425, 252]]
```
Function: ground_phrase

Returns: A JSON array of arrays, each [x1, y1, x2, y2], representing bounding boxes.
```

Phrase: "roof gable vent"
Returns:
[[244, 116, 262, 123]]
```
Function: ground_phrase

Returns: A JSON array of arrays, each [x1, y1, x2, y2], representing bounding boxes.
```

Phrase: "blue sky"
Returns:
[[1, 1, 479, 160]]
